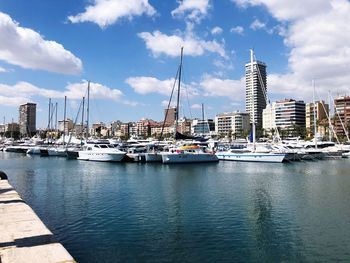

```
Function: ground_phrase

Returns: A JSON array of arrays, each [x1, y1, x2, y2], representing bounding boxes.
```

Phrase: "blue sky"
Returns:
[[0, 0, 349, 128]]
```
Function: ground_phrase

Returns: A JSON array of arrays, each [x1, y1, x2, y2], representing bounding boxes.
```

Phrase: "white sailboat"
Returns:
[[216, 49, 285, 163], [160, 47, 218, 164]]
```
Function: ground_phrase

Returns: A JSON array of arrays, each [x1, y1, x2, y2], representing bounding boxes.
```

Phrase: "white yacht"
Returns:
[[161, 145, 218, 164], [216, 149, 285, 163], [78, 143, 126, 162]]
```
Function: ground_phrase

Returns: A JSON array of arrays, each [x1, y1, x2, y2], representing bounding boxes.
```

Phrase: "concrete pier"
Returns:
[[0, 172, 75, 263]]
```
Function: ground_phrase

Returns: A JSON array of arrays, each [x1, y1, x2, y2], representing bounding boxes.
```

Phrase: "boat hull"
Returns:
[[47, 148, 67, 157], [145, 153, 162, 162], [216, 152, 285, 163], [78, 152, 125, 162], [26, 146, 42, 155], [161, 153, 219, 164]]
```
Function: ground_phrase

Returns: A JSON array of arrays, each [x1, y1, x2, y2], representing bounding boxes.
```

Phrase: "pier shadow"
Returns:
[[0, 234, 56, 248]]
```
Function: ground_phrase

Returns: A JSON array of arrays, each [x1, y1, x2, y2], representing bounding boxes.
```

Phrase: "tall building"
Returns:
[[245, 56, 267, 129], [275, 99, 305, 131], [215, 111, 250, 137], [333, 95, 350, 138], [19, 103, 36, 137], [305, 101, 329, 138], [164, 107, 176, 124]]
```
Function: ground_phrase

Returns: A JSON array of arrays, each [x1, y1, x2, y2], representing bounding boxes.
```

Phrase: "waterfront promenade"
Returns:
[[0, 171, 75, 263]]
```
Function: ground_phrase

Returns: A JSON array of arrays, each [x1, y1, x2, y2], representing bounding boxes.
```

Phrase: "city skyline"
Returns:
[[0, 0, 349, 128]]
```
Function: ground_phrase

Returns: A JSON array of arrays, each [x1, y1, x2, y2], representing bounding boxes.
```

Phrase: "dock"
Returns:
[[0, 171, 75, 263]]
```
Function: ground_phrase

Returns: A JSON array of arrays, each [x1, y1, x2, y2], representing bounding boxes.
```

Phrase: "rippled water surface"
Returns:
[[1, 152, 350, 262]]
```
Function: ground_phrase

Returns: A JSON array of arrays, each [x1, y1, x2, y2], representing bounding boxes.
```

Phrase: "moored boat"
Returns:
[[216, 149, 285, 163], [161, 145, 218, 164], [78, 143, 126, 162]]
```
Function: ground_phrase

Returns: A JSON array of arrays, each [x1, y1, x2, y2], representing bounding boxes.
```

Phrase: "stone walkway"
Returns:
[[0, 177, 75, 263]]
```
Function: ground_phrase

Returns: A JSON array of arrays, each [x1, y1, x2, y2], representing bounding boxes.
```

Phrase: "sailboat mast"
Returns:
[[202, 103, 205, 134], [312, 80, 317, 149], [55, 102, 58, 133], [48, 98, 51, 130], [81, 97, 85, 142], [250, 49, 256, 150], [328, 91, 332, 142], [175, 47, 183, 137], [86, 81, 90, 139], [63, 96, 67, 145]]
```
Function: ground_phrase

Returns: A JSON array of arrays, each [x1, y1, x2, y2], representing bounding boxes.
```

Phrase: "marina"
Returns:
[[1, 151, 350, 262], [1, 1, 350, 262]]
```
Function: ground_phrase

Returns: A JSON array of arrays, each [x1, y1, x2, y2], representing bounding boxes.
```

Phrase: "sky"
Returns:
[[0, 0, 349, 128]]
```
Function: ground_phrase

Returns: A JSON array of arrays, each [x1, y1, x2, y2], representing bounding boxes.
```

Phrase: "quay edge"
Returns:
[[0, 171, 76, 263]]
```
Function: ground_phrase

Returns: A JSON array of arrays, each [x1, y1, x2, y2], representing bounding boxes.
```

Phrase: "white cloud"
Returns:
[[126, 76, 174, 96], [0, 12, 82, 75], [233, 0, 331, 21], [161, 100, 177, 108], [171, 0, 210, 23], [0, 66, 7, 73], [0, 95, 29, 106], [230, 26, 244, 34], [211, 26, 223, 35], [68, 0, 156, 28], [199, 74, 245, 102], [0, 80, 137, 107], [64, 80, 123, 101], [191, 103, 202, 109], [250, 18, 266, 30], [232, 0, 350, 102], [138, 30, 226, 58], [126, 76, 200, 98], [0, 81, 62, 100]]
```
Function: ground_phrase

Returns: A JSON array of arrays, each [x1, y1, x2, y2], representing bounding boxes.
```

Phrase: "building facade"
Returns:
[[275, 99, 306, 134], [215, 111, 250, 137], [164, 107, 176, 124], [262, 102, 276, 133], [333, 96, 350, 138], [58, 119, 74, 134], [150, 123, 173, 137], [245, 59, 267, 129], [19, 103, 36, 137], [305, 101, 329, 138], [191, 119, 215, 135]]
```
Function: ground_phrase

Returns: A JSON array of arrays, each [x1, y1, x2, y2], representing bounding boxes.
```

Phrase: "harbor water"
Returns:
[[1, 152, 350, 262]]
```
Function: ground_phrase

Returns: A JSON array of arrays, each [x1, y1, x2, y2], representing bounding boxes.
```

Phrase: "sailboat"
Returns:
[[47, 96, 68, 157], [216, 49, 285, 163], [160, 47, 218, 164]]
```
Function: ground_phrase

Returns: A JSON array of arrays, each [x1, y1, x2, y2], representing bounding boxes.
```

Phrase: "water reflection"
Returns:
[[1, 152, 350, 262]]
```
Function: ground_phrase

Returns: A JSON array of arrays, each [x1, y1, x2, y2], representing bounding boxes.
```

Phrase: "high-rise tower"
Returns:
[[245, 52, 267, 129], [19, 103, 36, 137]]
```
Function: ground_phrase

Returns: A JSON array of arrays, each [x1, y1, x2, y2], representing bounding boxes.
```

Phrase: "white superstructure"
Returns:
[[78, 143, 126, 162]]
